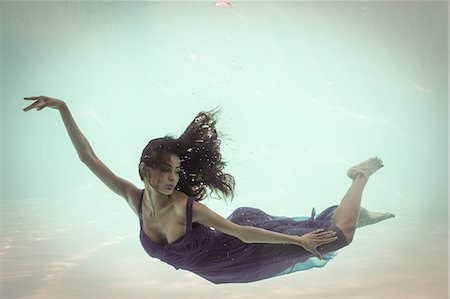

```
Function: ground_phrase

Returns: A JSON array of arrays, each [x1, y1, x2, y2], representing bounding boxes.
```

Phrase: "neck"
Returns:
[[143, 181, 172, 216]]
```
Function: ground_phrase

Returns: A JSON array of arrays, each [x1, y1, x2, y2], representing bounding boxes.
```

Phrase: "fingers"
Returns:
[[303, 229, 339, 260], [23, 103, 38, 111], [307, 230, 338, 245], [24, 96, 44, 101], [310, 230, 337, 238], [310, 228, 336, 235], [312, 249, 323, 260], [23, 101, 42, 111], [320, 236, 338, 244], [314, 230, 336, 236], [22, 96, 45, 112]]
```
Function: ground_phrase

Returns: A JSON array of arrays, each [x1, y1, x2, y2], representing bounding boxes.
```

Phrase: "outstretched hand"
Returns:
[[23, 96, 65, 112], [298, 229, 338, 260]]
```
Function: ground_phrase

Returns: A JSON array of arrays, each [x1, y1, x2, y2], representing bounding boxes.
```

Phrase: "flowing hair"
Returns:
[[139, 109, 235, 202]]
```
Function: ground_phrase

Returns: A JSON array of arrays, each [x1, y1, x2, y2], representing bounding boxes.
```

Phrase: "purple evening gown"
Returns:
[[138, 189, 348, 284]]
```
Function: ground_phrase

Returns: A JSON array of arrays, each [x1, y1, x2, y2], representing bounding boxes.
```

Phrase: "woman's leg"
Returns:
[[332, 157, 384, 244]]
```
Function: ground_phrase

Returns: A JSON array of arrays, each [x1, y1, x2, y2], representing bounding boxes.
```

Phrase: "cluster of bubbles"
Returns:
[[173, 112, 227, 199], [141, 109, 233, 201]]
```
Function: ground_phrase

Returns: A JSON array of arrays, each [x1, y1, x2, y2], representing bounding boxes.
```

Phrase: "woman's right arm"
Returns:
[[23, 96, 142, 215]]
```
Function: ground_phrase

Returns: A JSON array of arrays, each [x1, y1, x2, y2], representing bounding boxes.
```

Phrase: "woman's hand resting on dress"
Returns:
[[298, 229, 338, 260], [23, 96, 66, 111]]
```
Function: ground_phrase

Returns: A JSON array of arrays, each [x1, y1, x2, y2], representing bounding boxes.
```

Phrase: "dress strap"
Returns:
[[186, 197, 194, 233], [138, 189, 144, 227]]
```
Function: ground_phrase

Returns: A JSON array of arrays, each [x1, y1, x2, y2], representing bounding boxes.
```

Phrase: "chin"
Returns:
[[159, 190, 174, 196]]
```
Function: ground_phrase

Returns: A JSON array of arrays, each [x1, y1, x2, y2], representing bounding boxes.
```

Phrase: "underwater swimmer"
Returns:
[[23, 95, 394, 284]]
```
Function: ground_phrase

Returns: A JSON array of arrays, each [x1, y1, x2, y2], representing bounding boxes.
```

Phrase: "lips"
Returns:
[[166, 185, 175, 189]]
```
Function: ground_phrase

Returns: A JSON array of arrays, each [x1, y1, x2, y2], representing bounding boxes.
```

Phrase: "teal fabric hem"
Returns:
[[274, 251, 338, 277]]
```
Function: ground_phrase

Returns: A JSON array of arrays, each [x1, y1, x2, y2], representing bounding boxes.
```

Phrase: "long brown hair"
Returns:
[[139, 109, 235, 202]]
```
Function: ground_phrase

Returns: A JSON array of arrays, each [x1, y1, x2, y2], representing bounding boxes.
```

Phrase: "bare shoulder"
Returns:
[[126, 186, 144, 216]]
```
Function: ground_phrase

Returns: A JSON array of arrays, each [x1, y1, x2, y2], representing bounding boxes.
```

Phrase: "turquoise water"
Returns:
[[1, 1, 448, 298]]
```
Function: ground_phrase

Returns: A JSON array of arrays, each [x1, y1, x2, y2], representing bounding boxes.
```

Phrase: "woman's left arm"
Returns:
[[192, 201, 337, 259]]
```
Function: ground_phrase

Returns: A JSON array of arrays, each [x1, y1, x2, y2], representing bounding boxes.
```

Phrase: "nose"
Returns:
[[168, 171, 176, 182]]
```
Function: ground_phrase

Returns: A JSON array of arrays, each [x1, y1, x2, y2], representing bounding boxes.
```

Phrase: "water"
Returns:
[[1, 1, 448, 298]]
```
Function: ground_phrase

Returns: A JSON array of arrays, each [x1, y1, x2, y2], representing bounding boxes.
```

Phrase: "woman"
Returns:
[[23, 96, 394, 284]]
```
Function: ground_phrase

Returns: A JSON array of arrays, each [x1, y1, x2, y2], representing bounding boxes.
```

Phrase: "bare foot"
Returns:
[[357, 207, 395, 228], [347, 157, 384, 180]]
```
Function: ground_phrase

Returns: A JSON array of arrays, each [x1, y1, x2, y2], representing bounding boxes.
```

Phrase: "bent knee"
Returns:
[[336, 225, 356, 245]]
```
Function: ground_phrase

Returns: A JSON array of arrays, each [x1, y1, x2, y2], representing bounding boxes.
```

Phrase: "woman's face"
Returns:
[[146, 154, 181, 195]]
